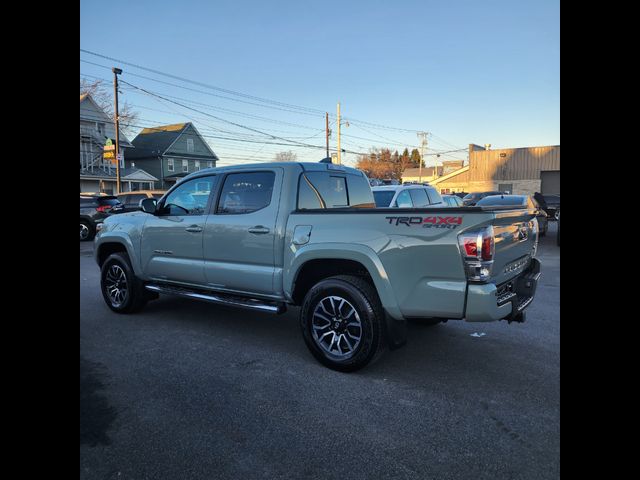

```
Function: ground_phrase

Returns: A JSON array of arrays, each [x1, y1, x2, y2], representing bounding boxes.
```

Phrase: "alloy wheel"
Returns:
[[105, 264, 128, 307], [80, 223, 89, 240], [311, 296, 362, 359]]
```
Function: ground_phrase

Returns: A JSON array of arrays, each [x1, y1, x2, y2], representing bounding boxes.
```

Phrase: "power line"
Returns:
[[119, 79, 367, 155], [80, 50, 325, 115], [80, 52, 463, 147]]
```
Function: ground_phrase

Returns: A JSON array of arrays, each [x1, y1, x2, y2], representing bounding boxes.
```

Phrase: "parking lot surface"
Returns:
[[80, 223, 560, 480]]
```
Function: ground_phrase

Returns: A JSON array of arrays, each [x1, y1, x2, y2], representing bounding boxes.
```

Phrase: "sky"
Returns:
[[80, 0, 559, 167]]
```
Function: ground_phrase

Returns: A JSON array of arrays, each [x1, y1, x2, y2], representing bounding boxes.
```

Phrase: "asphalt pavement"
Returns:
[[80, 222, 560, 480]]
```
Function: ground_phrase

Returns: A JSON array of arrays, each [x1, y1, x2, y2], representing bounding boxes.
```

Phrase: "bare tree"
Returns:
[[80, 78, 139, 137], [274, 150, 298, 162]]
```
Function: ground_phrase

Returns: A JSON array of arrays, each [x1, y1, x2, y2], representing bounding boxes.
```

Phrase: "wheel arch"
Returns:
[[95, 236, 141, 276], [285, 244, 402, 320]]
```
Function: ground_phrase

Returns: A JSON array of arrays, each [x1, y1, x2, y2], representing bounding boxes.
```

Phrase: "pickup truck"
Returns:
[[94, 161, 541, 371]]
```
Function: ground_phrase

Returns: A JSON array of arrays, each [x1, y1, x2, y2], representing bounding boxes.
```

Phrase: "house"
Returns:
[[431, 144, 560, 195], [401, 166, 444, 183], [126, 122, 219, 189], [80, 94, 158, 194]]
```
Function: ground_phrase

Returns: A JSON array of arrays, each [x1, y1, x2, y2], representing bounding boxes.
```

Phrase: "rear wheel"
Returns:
[[300, 275, 385, 372], [80, 220, 94, 241], [100, 252, 148, 313]]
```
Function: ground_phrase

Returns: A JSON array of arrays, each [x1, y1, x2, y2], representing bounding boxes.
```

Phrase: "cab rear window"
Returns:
[[298, 172, 375, 209]]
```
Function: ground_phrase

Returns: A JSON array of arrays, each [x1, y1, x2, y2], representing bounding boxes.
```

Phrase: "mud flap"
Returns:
[[384, 313, 407, 350]]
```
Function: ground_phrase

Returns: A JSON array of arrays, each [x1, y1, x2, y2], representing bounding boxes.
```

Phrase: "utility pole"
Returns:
[[417, 131, 428, 183], [325, 112, 330, 158], [336, 102, 341, 164], [112, 67, 123, 194]]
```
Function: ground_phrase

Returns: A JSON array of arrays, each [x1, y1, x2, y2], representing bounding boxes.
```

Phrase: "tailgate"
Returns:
[[490, 208, 538, 285]]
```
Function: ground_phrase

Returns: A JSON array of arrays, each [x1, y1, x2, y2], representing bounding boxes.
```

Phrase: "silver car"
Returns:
[[371, 184, 446, 208]]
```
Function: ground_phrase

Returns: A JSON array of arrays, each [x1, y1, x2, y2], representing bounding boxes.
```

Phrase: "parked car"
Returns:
[[442, 194, 464, 207], [462, 191, 505, 206], [476, 194, 548, 236], [80, 194, 122, 241], [95, 161, 541, 371], [542, 194, 560, 220], [372, 184, 447, 208], [452, 192, 468, 199], [115, 190, 166, 213]]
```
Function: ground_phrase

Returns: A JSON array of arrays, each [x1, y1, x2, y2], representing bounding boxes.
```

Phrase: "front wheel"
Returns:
[[100, 252, 148, 313], [300, 275, 385, 372]]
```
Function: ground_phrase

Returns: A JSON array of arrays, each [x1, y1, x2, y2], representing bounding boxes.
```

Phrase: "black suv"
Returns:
[[80, 195, 122, 241], [542, 194, 560, 220], [462, 191, 505, 206]]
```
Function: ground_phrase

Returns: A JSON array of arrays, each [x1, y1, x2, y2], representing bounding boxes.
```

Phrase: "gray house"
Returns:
[[80, 93, 159, 194], [126, 122, 219, 189]]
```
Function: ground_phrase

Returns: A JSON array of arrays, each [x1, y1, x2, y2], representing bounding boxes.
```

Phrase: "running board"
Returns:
[[144, 284, 286, 314]]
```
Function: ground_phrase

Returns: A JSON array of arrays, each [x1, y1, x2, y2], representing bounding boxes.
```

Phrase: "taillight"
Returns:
[[96, 205, 111, 213], [458, 226, 494, 282], [481, 235, 494, 260]]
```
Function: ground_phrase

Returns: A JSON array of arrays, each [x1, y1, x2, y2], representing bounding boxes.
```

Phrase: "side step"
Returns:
[[144, 284, 286, 314]]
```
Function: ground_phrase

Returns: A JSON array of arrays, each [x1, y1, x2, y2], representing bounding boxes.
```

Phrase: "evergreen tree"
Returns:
[[410, 149, 423, 168]]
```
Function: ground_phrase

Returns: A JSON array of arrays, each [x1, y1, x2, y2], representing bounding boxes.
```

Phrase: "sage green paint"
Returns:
[[95, 162, 538, 322]]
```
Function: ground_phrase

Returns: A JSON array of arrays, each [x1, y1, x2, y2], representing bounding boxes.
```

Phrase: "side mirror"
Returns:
[[140, 197, 157, 214]]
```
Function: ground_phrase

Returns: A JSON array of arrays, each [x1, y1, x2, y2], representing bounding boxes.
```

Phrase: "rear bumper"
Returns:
[[464, 258, 541, 322]]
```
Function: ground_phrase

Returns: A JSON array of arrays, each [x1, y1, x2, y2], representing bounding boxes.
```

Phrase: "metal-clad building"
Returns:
[[433, 144, 560, 195]]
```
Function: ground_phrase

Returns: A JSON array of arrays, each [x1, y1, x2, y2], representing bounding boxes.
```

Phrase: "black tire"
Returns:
[[300, 275, 385, 372], [100, 252, 148, 313], [408, 318, 442, 326], [80, 219, 94, 242]]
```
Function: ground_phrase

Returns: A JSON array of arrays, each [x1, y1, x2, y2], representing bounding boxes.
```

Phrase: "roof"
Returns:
[[79, 167, 159, 182], [371, 184, 436, 192], [129, 123, 188, 158], [430, 165, 470, 185], [128, 122, 218, 161], [80, 93, 133, 147], [172, 161, 363, 183], [402, 166, 444, 178]]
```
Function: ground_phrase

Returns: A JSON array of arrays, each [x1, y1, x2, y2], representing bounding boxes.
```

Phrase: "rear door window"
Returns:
[[408, 188, 429, 207], [217, 171, 275, 214], [426, 188, 444, 205]]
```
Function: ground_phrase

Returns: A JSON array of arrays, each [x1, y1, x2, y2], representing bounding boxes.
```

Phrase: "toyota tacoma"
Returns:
[[94, 162, 541, 371]]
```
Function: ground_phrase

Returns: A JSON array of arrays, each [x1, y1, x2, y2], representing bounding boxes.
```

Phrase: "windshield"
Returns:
[[373, 190, 396, 207]]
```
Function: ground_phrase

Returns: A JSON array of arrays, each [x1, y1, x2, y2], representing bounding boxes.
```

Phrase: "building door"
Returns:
[[540, 170, 560, 195]]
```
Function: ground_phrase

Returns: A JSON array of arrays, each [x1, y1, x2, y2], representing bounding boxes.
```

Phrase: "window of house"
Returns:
[[207, 161, 213, 169], [96, 123, 105, 135], [167, 158, 175, 172], [182, 159, 189, 172], [187, 138, 194, 152], [194, 160, 200, 171]]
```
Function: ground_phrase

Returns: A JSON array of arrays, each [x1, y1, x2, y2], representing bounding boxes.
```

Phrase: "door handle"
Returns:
[[185, 225, 203, 233], [248, 226, 270, 235]]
